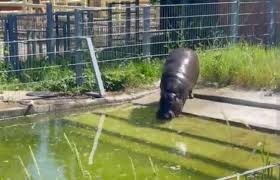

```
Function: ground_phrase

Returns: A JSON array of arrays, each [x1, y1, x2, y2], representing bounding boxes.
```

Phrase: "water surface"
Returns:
[[0, 104, 279, 179]]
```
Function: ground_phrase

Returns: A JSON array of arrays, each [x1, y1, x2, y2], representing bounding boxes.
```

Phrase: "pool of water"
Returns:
[[0, 104, 279, 179]]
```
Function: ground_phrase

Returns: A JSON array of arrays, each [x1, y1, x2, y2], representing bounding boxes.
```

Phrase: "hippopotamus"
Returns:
[[157, 48, 199, 120]]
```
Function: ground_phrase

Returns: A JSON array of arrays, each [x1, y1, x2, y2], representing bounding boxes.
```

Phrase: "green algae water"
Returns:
[[0, 104, 279, 180]]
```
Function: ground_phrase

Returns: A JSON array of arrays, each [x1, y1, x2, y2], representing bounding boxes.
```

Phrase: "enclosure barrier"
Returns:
[[217, 163, 280, 180], [0, 1, 279, 100], [85, 37, 105, 97], [0, 36, 105, 97]]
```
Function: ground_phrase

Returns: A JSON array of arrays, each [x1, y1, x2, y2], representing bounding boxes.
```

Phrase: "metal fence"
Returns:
[[217, 163, 280, 180], [0, 36, 104, 95], [0, 0, 279, 98]]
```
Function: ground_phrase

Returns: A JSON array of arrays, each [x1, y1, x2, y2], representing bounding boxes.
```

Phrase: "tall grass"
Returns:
[[199, 43, 280, 91], [0, 58, 163, 93], [101, 59, 163, 91]]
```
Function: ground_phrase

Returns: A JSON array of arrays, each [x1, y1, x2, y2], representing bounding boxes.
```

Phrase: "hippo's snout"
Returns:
[[164, 110, 175, 120], [158, 110, 175, 120]]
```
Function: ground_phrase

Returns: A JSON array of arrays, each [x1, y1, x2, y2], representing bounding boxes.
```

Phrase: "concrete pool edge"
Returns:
[[0, 88, 159, 120], [0, 87, 279, 133]]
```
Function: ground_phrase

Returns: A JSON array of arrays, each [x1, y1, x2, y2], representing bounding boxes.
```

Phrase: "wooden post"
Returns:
[[143, 6, 151, 56]]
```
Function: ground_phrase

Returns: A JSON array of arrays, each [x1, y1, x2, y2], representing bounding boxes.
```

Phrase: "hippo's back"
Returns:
[[163, 48, 199, 88]]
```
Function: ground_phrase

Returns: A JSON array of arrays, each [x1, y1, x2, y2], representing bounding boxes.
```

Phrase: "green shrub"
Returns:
[[101, 60, 163, 91]]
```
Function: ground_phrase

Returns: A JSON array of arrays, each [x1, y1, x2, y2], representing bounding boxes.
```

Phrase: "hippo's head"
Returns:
[[157, 90, 185, 120], [157, 92, 178, 120]]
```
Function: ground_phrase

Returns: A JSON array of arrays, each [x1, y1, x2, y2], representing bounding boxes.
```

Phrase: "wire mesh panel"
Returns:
[[74, 1, 276, 64], [0, 37, 98, 94], [76, 1, 280, 65], [239, 0, 269, 43]]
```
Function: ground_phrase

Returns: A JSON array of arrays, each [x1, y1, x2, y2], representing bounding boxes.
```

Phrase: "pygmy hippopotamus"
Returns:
[[157, 48, 200, 120]]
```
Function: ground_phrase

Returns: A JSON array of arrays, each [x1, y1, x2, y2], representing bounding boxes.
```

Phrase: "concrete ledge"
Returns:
[[194, 93, 280, 111], [132, 89, 280, 133], [182, 112, 280, 135], [194, 87, 280, 110], [0, 106, 27, 120], [0, 89, 158, 120], [1, 87, 280, 134], [183, 98, 280, 132]]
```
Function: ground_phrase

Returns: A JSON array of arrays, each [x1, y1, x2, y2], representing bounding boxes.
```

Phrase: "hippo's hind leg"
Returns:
[[188, 90, 194, 99]]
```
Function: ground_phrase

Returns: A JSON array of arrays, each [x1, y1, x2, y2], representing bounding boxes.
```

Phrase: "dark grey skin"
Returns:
[[157, 48, 200, 120]]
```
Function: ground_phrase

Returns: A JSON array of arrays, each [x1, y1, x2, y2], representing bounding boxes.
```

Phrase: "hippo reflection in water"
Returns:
[[157, 48, 200, 120]]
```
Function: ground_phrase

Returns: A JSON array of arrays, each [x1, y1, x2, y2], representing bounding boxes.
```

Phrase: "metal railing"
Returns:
[[217, 163, 280, 180]]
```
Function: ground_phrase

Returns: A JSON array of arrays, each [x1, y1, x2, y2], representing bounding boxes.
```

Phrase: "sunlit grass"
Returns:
[[199, 43, 280, 90]]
